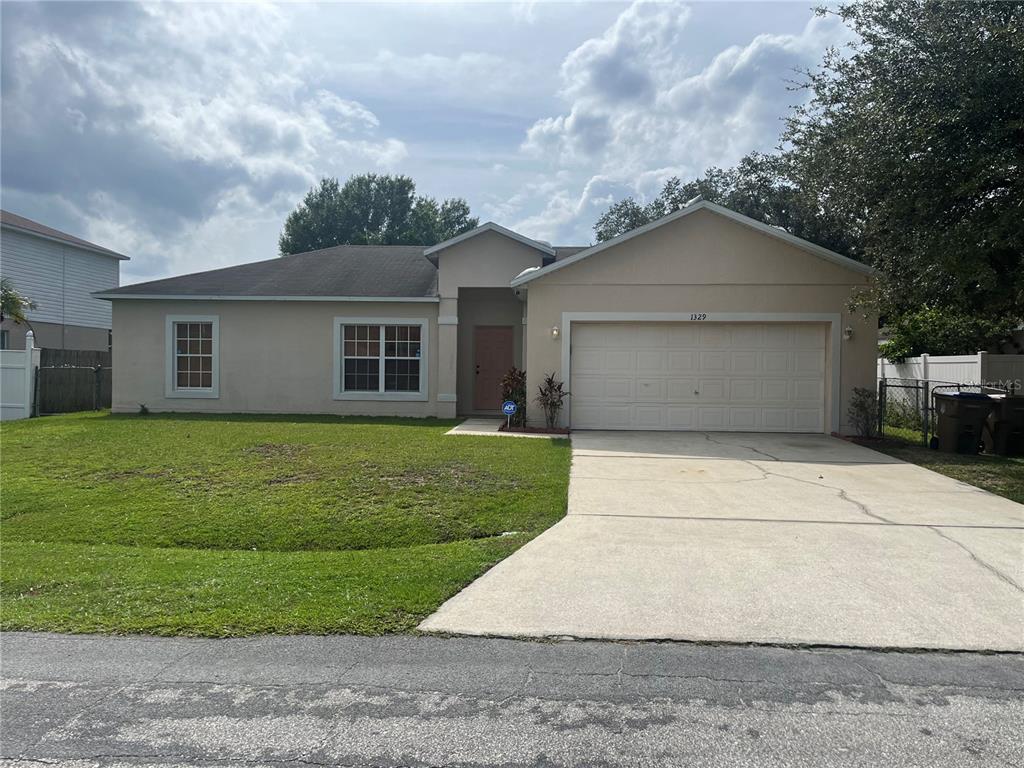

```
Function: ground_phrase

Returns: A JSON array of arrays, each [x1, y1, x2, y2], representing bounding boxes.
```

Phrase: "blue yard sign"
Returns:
[[501, 400, 518, 429]]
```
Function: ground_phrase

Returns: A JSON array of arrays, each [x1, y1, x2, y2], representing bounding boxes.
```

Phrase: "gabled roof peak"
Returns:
[[510, 199, 874, 287], [424, 221, 555, 263]]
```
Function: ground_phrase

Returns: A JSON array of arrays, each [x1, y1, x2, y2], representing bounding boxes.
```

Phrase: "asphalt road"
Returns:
[[2, 632, 1022, 767]]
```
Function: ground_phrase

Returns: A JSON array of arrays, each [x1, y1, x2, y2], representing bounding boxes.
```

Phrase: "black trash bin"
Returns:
[[934, 392, 997, 454], [989, 396, 1024, 457]]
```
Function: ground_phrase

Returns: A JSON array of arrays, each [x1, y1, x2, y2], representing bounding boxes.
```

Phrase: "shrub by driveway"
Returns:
[[1, 412, 570, 636]]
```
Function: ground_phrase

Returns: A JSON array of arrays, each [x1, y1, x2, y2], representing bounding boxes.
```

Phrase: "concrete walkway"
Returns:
[[420, 432, 1024, 651], [446, 418, 564, 438]]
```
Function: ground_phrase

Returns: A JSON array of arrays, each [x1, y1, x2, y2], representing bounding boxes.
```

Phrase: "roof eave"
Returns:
[[424, 222, 555, 262], [510, 200, 875, 287], [93, 293, 440, 302]]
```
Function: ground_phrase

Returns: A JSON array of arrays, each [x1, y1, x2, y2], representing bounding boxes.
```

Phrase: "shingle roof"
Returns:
[[97, 245, 438, 299], [1, 209, 129, 260], [553, 246, 589, 260]]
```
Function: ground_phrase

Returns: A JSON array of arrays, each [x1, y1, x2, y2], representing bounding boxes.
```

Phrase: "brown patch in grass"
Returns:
[[99, 468, 175, 481], [365, 461, 517, 490], [266, 470, 325, 486]]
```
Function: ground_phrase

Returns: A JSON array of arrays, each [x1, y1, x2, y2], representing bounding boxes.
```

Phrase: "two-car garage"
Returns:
[[515, 199, 877, 436], [569, 321, 827, 432]]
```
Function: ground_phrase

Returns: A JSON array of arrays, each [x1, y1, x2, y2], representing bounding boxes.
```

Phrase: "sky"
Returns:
[[0, 1, 854, 285]]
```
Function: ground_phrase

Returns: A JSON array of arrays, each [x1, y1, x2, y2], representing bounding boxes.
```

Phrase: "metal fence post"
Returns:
[[877, 378, 886, 437], [921, 379, 930, 446], [93, 365, 102, 410]]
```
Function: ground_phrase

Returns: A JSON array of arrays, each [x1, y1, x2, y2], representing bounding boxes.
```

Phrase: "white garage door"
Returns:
[[570, 322, 826, 432]]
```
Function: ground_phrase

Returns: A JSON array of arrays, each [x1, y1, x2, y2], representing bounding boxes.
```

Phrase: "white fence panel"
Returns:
[[0, 331, 39, 421], [878, 352, 1024, 390], [985, 355, 1024, 389]]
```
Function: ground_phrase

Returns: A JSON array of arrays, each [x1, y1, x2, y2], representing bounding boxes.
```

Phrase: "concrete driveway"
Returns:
[[420, 431, 1024, 651]]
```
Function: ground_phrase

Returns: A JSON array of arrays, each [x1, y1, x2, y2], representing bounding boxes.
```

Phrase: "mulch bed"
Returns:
[[498, 423, 570, 435]]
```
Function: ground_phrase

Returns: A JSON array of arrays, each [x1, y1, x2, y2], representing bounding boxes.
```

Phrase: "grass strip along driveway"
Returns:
[[860, 426, 1024, 505], [1, 412, 570, 636]]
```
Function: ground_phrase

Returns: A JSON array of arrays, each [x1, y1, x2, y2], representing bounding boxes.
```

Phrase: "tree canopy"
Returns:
[[786, 0, 1023, 351], [594, 154, 856, 256], [592, 0, 1024, 356], [0, 277, 37, 328], [279, 174, 479, 255]]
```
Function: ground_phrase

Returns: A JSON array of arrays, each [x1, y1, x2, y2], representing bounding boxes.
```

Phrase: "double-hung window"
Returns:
[[166, 315, 219, 398], [335, 319, 427, 400]]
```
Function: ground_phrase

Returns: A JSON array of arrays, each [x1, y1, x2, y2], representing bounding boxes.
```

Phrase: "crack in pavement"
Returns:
[[16, 645, 205, 760], [569, 512, 1024, 529], [700, 432, 896, 525], [927, 526, 1024, 595]]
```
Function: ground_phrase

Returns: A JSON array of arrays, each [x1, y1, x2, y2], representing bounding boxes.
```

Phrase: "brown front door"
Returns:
[[473, 325, 514, 411]]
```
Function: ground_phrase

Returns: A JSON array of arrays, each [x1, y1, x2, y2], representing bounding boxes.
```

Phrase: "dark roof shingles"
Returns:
[[100, 245, 438, 298], [554, 246, 589, 260]]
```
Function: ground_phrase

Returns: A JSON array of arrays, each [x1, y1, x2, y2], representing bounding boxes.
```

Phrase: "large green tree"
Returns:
[[785, 0, 1024, 352], [593, 1, 1024, 356], [279, 174, 479, 254]]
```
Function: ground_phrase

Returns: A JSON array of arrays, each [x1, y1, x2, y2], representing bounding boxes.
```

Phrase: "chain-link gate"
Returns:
[[879, 377, 1013, 446]]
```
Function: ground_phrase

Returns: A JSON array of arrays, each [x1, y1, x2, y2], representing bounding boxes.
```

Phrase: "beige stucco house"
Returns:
[[97, 198, 877, 434]]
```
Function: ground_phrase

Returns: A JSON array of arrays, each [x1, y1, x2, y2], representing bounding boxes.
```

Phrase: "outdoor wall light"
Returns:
[[843, 326, 855, 340], [551, 325, 560, 339]]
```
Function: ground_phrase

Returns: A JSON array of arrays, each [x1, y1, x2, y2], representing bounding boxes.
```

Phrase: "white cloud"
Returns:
[[517, 1, 853, 241], [1, 1, 406, 280], [1, 0, 846, 278]]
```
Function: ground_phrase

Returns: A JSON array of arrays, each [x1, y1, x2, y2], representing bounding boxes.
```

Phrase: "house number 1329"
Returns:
[[689, 313, 708, 320]]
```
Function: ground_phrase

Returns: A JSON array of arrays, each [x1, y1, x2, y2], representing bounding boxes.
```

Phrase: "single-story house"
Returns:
[[96, 198, 877, 433]]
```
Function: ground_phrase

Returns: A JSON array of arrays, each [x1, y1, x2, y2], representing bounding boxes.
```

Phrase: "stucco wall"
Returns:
[[523, 208, 877, 434], [435, 230, 541, 414], [110, 299, 451, 417], [437, 230, 546, 299]]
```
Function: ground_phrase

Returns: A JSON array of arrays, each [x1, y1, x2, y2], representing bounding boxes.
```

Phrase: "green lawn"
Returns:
[[862, 426, 1024, 504], [1, 412, 571, 636]]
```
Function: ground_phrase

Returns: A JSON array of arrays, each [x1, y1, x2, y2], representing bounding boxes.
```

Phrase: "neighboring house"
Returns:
[[97, 198, 877, 433], [0, 210, 129, 351]]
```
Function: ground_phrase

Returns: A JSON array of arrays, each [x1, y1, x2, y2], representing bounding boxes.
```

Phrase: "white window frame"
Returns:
[[165, 315, 220, 399], [333, 317, 429, 401]]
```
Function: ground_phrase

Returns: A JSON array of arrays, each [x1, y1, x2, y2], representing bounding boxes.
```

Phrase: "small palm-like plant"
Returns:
[[536, 373, 568, 429], [0, 277, 37, 330], [499, 367, 527, 426]]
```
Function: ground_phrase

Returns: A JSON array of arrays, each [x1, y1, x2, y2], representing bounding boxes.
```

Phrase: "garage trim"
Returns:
[[560, 312, 842, 433]]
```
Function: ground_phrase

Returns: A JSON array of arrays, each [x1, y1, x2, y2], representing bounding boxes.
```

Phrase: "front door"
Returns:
[[473, 325, 514, 411]]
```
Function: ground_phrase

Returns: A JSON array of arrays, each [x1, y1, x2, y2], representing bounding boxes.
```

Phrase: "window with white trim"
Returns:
[[166, 315, 219, 398], [174, 321, 214, 389], [336, 320, 426, 398]]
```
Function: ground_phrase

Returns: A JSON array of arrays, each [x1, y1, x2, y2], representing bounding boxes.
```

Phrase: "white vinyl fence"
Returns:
[[1, 331, 40, 421], [878, 352, 1024, 391]]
